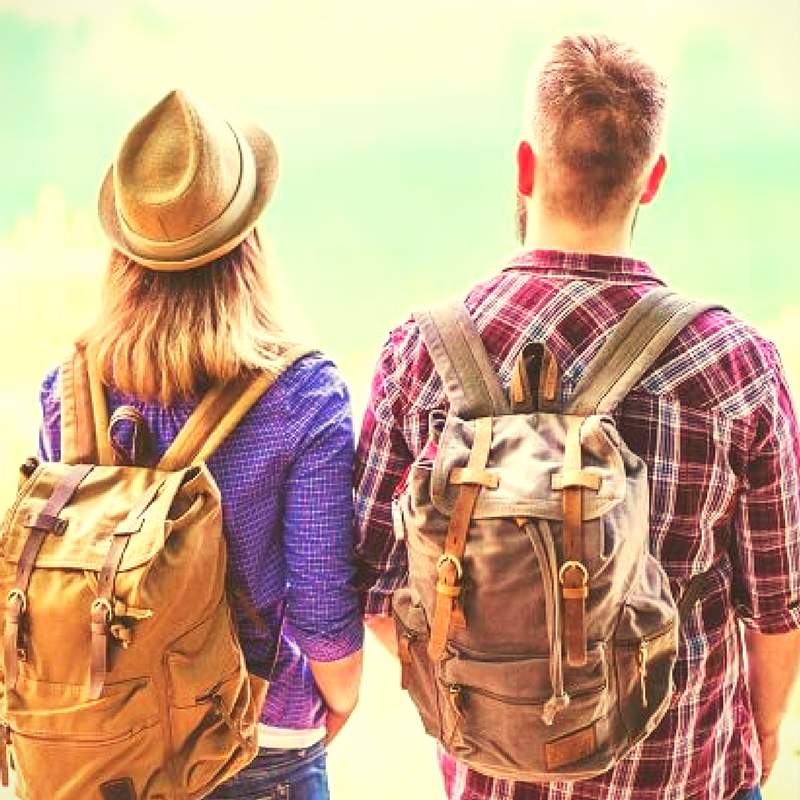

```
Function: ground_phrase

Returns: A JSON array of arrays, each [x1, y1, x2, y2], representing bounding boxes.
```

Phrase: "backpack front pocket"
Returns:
[[164, 598, 262, 797], [439, 643, 614, 781], [392, 588, 442, 739], [7, 676, 164, 800]]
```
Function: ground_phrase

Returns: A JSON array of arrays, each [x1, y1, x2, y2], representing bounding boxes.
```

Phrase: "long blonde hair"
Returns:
[[81, 230, 302, 406]]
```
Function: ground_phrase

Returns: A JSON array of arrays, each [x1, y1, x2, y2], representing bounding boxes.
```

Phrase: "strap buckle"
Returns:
[[436, 553, 463, 581], [558, 560, 589, 599], [6, 589, 26, 613], [91, 597, 114, 623]]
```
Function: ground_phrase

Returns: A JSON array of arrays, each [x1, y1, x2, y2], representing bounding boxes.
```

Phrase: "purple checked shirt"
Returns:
[[39, 354, 363, 735]]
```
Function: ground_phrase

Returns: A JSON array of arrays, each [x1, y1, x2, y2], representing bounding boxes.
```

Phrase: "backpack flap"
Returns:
[[428, 412, 626, 523], [0, 462, 212, 574]]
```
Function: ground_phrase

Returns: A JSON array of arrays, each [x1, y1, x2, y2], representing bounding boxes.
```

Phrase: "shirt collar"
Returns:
[[503, 248, 664, 284]]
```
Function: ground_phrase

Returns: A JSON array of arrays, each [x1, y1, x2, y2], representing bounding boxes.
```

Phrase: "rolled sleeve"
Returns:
[[733, 354, 800, 633], [38, 366, 62, 461], [354, 343, 414, 617], [281, 362, 364, 661]]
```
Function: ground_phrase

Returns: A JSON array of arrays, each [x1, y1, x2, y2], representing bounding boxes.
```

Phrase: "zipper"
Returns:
[[445, 678, 605, 707], [202, 691, 248, 748], [616, 618, 675, 649], [6, 720, 146, 747], [445, 643, 545, 663], [637, 641, 649, 708]]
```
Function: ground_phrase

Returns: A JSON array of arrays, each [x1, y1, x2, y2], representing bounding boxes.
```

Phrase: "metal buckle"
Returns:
[[436, 553, 463, 581], [91, 598, 114, 623], [6, 589, 26, 613], [558, 560, 589, 587]]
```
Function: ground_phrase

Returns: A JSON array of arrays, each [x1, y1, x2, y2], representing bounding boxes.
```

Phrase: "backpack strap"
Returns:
[[157, 345, 315, 471], [60, 347, 113, 465], [568, 287, 722, 416], [566, 287, 721, 416], [416, 302, 510, 419]]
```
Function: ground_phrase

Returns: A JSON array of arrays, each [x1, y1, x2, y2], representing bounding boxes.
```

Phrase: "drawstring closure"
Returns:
[[518, 518, 570, 725]]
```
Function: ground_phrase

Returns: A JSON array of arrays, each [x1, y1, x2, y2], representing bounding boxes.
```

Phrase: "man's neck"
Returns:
[[523, 206, 636, 258]]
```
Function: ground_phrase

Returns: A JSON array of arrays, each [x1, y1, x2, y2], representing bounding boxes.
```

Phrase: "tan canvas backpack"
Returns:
[[392, 287, 719, 781], [0, 345, 309, 800]]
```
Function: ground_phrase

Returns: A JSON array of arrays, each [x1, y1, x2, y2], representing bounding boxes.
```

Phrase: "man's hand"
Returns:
[[744, 627, 800, 785], [757, 728, 780, 785]]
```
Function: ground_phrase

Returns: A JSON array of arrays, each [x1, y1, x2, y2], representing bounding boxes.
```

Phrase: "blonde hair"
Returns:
[[81, 230, 303, 406], [527, 33, 669, 222]]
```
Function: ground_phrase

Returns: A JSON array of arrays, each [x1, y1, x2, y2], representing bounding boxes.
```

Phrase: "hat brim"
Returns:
[[97, 120, 278, 271]]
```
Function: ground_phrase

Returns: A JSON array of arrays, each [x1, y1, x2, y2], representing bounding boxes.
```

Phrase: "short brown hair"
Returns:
[[527, 33, 668, 222]]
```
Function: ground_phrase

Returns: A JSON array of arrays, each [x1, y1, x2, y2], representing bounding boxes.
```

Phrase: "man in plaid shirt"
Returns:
[[354, 33, 800, 800]]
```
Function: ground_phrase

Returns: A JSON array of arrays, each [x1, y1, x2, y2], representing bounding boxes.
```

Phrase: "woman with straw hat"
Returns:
[[37, 89, 363, 799]]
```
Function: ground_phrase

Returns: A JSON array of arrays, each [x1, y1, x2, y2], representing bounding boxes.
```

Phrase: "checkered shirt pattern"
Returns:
[[39, 354, 364, 732], [354, 249, 800, 800]]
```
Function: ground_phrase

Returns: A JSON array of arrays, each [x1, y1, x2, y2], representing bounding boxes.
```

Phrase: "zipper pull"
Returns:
[[448, 684, 464, 717], [637, 642, 649, 708]]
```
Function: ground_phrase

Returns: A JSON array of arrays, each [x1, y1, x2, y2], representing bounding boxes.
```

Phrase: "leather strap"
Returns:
[[158, 345, 314, 470], [427, 416, 493, 660], [89, 534, 130, 699], [510, 342, 561, 414], [0, 724, 9, 787], [4, 464, 93, 690], [560, 417, 589, 667], [108, 406, 154, 467]]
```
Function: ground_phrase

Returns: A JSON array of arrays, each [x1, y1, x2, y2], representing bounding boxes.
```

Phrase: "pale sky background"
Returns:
[[0, 2, 799, 798]]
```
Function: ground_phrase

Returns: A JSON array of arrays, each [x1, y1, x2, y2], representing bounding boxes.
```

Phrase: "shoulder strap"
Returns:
[[415, 302, 510, 419], [157, 345, 315, 471], [60, 346, 113, 465], [567, 287, 721, 415]]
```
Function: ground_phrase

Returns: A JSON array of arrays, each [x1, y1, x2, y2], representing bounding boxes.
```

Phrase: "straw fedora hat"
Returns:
[[98, 89, 278, 271]]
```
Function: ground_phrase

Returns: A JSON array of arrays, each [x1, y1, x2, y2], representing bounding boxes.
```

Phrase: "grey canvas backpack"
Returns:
[[392, 287, 717, 781]]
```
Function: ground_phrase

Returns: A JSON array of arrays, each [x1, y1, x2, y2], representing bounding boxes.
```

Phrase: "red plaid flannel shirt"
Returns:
[[354, 249, 800, 800]]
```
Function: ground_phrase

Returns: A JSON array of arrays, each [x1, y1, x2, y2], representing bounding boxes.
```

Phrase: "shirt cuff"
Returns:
[[362, 589, 394, 617], [290, 616, 365, 663], [737, 604, 800, 634]]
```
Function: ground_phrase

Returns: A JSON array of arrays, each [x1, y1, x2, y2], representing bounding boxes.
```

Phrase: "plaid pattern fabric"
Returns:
[[39, 354, 363, 733], [354, 249, 800, 800]]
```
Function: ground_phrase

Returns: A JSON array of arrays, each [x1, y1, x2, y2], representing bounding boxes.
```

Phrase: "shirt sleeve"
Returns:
[[732, 345, 800, 633], [38, 366, 62, 462], [281, 359, 364, 661], [354, 341, 414, 616]]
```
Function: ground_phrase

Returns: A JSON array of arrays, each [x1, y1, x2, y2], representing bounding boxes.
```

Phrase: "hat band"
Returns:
[[117, 123, 258, 264]]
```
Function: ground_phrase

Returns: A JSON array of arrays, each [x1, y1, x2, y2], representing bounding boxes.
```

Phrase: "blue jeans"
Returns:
[[732, 787, 762, 800], [206, 740, 329, 800]]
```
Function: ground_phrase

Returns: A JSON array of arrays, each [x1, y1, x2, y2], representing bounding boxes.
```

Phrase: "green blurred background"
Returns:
[[0, 1, 798, 797]]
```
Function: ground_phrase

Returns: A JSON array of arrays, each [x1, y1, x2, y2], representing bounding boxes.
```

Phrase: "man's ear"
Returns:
[[517, 140, 535, 197], [639, 154, 667, 205]]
